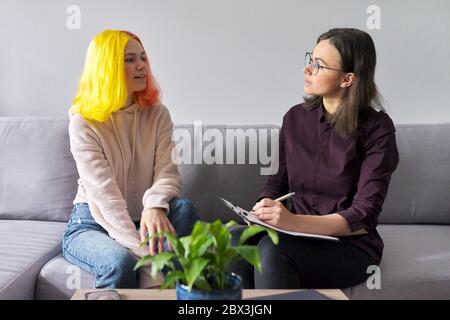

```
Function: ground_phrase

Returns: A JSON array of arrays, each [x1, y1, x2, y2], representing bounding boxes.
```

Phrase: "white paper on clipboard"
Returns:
[[219, 197, 339, 241]]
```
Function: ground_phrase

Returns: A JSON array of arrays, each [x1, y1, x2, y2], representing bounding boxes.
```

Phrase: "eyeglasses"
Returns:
[[304, 52, 345, 76]]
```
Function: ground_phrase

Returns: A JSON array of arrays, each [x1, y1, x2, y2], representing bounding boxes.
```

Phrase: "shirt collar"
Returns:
[[317, 100, 327, 123]]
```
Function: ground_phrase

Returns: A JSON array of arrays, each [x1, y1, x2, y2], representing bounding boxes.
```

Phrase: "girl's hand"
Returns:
[[252, 198, 295, 230], [140, 208, 175, 255]]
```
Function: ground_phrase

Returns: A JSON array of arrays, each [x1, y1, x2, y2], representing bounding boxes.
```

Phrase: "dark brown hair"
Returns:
[[304, 28, 384, 138]]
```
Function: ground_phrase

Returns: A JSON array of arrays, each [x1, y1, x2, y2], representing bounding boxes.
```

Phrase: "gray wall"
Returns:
[[0, 0, 449, 125]]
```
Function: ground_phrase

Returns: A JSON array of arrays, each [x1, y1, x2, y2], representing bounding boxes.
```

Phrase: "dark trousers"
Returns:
[[229, 225, 377, 289]]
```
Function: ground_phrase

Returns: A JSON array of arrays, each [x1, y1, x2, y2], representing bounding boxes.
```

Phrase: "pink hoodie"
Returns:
[[68, 102, 181, 264]]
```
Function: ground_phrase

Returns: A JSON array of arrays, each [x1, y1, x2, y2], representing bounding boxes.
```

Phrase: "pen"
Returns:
[[251, 192, 296, 213], [274, 192, 296, 202]]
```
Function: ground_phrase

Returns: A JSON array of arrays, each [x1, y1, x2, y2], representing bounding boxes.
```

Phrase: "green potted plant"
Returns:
[[134, 219, 278, 300]]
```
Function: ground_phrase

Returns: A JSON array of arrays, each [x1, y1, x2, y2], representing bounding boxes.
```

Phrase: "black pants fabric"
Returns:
[[228, 225, 378, 289]]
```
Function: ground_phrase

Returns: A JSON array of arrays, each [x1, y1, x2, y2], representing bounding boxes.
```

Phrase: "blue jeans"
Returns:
[[62, 198, 199, 289]]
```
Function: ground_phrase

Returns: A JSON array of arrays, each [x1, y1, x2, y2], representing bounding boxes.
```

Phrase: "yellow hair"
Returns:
[[71, 30, 160, 122]]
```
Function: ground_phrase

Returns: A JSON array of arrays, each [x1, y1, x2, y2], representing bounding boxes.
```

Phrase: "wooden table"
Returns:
[[72, 288, 348, 300]]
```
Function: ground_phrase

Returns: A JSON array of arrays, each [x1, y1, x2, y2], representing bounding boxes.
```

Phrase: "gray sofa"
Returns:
[[0, 117, 449, 300]]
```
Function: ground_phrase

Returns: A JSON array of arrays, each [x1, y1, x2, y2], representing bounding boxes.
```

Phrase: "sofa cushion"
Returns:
[[3, 117, 449, 225], [0, 220, 66, 299], [0, 118, 279, 223], [380, 123, 450, 224], [176, 124, 280, 222], [343, 224, 450, 299], [176, 123, 450, 225], [38, 224, 450, 300], [35, 254, 95, 300], [0, 117, 78, 222]]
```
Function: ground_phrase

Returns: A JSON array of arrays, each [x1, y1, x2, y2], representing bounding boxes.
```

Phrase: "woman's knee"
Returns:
[[100, 250, 138, 287], [229, 225, 247, 246], [110, 251, 136, 274], [258, 235, 280, 263], [258, 234, 296, 267], [170, 198, 198, 219], [168, 198, 199, 236]]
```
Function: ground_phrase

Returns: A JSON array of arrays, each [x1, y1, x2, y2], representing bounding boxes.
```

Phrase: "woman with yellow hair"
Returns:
[[63, 30, 199, 288]]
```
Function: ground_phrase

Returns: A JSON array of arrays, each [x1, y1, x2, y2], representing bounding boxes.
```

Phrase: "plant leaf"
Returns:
[[189, 222, 211, 258], [141, 231, 161, 244], [266, 228, 279, 245], [193, 275, 212, 291], [239, 225, 279, 246], [190, 236, 214, 258], [225, 220, 238, 229], [232, 245, 262, 273], [133, 255, 154, 271], [163, 232, 183, 257], [238, 225, 266, 245], [180, 235, 193, 258], [209, 220, 231, 253], [149, 252, 176, 278], [139, 237, 148, 248], [191, 221, 209, 239], [161, 270, 184, 289], [202, 252, 217, 265], [189, 221, 210, 257], [221, 248, 238, 270], [136, 220, 279, 293], [186, 258, 209, 291]]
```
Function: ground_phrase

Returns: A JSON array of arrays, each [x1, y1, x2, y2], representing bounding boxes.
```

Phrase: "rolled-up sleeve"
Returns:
[[338, 114, 400, 232], [142, 105, 181, 213]]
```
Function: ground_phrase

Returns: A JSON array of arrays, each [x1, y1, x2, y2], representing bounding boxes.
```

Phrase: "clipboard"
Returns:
[[219, 197, 339, 241]]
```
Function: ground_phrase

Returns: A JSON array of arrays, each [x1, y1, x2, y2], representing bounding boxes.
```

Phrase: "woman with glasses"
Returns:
[[63, 30, 199, 289], [230, 28, 399, 290]]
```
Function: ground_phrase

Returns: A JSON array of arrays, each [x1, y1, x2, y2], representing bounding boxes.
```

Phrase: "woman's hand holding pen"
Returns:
[[252, 198, 295, 230], [140, 208, 175, 256]]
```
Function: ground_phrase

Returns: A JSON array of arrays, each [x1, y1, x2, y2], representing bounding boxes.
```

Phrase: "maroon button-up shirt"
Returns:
[[259, 102, 399, 263]]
